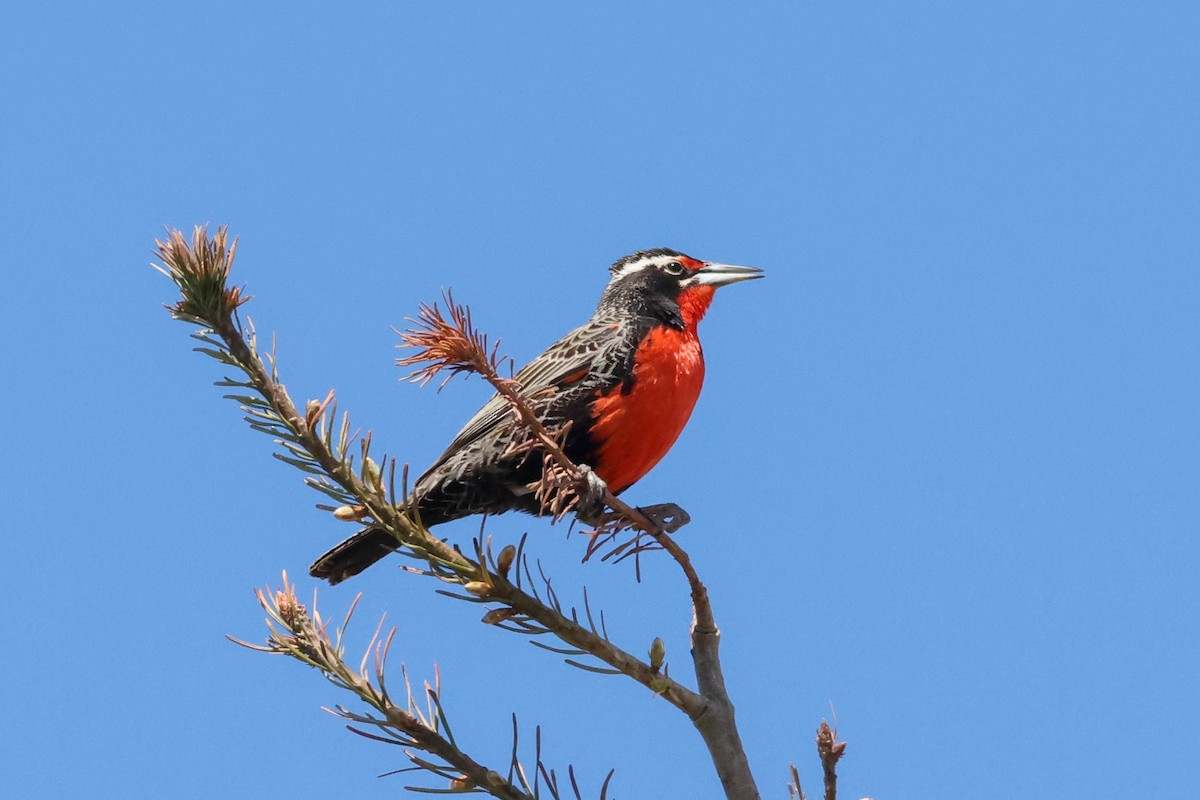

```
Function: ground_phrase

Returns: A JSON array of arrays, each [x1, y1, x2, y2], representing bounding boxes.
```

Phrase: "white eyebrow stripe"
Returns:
[[609, 259, 648, 281], [608, 255, 670, 283]]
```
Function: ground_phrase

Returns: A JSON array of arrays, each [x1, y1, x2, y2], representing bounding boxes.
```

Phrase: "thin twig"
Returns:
[[815, 721, 846, 800], [232, 574, 534, 798]]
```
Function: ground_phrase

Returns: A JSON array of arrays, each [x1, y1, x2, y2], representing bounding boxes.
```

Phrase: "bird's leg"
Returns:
[[636, 502, 691, 533], [574, 464, 611, 526], [573, 465, 690, 534]]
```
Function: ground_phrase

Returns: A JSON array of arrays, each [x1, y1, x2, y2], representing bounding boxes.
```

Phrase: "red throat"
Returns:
[[678, 284, 716, 331]]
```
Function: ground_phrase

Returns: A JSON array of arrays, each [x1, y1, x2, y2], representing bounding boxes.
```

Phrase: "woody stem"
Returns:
[[476, 364, 760, 800]]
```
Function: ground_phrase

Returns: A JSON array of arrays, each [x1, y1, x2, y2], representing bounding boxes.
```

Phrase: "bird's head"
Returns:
[[601, 248, 763, 330]]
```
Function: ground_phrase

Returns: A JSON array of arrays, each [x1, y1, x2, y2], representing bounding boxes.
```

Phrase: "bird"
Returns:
[[310, 249, 762, 584]]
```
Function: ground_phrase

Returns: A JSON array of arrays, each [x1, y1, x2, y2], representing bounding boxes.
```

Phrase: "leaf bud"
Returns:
[[304, 398, 321, 428], [649, 674, 672, 694], [496, 544, 517, 577], [362, 456, 381, 487], [649, 636, 666, 671], [332, 504, 366, 522], [463, 581, 491, 597], [481, 608, 518, 625]]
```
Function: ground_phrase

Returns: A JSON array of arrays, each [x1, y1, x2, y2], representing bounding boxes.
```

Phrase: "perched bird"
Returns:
[[310, 249, 762, 584]]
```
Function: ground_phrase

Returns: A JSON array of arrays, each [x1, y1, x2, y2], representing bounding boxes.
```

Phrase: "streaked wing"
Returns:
[[417, 315, 621, 479]]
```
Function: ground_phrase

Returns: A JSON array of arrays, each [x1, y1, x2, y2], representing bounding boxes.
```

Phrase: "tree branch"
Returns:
[[158, 226, 764, 799], [398, 293, 758, 799], [232, 573, 610, 798]]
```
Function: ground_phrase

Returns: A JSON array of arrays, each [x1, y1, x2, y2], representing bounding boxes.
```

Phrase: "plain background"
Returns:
[[2, 3, 1197, 798]]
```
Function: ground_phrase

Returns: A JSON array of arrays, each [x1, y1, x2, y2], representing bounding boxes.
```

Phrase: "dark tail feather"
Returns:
[[309, 526, 398, 585]]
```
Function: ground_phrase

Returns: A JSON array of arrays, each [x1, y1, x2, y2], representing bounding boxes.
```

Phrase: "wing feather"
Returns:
[[417, 315, 623, 480]]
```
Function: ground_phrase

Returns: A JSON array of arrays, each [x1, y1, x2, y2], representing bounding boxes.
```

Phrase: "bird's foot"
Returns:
[[575, 465, 611, 526], [636, 502, 691, 534]]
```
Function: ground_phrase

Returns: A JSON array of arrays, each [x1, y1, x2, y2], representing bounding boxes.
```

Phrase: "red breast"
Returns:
[[588, 285, 716, 493]]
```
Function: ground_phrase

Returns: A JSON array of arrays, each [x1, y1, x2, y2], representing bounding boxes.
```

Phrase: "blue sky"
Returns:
[[2, 2, 1197, 798]]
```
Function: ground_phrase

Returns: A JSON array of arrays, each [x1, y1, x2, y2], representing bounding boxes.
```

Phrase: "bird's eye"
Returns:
[[663, 261, 685, 276]]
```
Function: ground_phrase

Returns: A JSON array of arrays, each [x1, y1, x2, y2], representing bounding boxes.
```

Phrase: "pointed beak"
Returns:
[[694, 262, 764, 288]]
